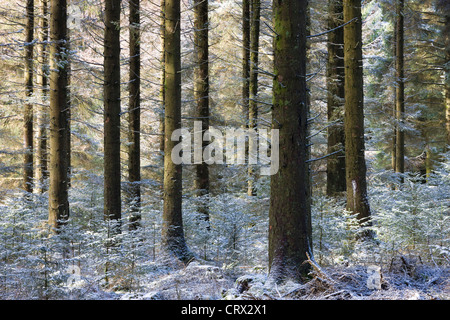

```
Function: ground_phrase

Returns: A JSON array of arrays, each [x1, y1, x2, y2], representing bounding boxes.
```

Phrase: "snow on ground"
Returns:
[[118, 258, 449, 300]]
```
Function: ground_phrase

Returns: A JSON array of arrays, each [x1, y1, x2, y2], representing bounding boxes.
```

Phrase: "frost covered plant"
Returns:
[[183, 193, 268, 269], [311, 196, 361, 265], [369, 153, 450, 265]]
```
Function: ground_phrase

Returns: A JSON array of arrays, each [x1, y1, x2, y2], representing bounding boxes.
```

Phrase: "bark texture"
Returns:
[[395, 0, 405, 178], [162, 0, 192, 262], [268, 0, 312, 283], [326, 0, 346, 196], [343, 0, 371, 228], [37, 0, 49, 193], [24, 0, 34, 193], [128, 0, 141, 229], [48, 0, 69, 230], [103, 0, 122, 230], [247, 0, 260, 196], [194, 0, 210, 224]]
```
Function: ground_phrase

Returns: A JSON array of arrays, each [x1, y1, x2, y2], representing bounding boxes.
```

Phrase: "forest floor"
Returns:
[[115, 257, 449, 300]]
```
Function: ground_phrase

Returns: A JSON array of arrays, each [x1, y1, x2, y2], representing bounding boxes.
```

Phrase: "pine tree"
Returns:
[[247, 0, 260, 196], [194, 0, 210, 225], [395, 0, 405, 178], [162, 0, 192, 262], [268, 0, 312, 283], [37, 0, 49, 193], [343, 0, 371, 231], [438, 0, 450, 145], [24, 0, 34, 193], [48, 0, 69, 231], [159, 0, 165, 175], [128, 0, 141, 229], [326, 0, 346, 196], [103, 0, 121, 232]]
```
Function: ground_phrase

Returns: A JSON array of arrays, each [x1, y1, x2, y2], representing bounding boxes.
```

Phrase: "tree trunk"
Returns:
[[159, 0, 165, 182], [326, 0, 346, 196], [162, 0, 192, 262], [103, 0, 121, 233], [242, 0, 250, 193], [37, 0, 49, 193], [343, 0, 372, 231], [392, 16, 397, 171], [194, 0, 210, 225], [268, 0, 312, 283], [128, 0, 141, 230], [242, 0, 250, 117], [48, 0, 69, 231], [442, 1, 450, 145], [247, 0, 260, 196], [24, 0, 34, 194], [395, 0, 405, 179]]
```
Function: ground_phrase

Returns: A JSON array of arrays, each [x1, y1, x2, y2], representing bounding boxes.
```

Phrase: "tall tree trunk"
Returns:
[[395, 0, 405, 179], [193, 0, 210, 225], [242, 0, 250, 192], [159, 0, 165, 183], [37, 0, 49, 193], [343, 0, 371, 233], [103, 0, 121, 233], [247, 0, 260, 196], [128, 0, 141, 230], [48, 0, 69, 231], [24, 0, 34, 194], [440, 1, 450, 145], [162, 0, 192, 262], [66, 17, 72, 190], [268, 0, 312, 283], [326, 0, 346, 196], [242, 0, 250, 116], [446, 44, 450, 146]]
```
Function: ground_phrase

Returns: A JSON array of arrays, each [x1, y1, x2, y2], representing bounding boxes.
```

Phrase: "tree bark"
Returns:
[[194, 0, 210, 225], [48, 0, 69, 231], [24, 0, 34, 194], [242, 0, 250, 186], [242, 0, 250, 118], [395, 0, 405, 179], [268, 0, 312, 283], [247, 0, 260, 196], [343, 0, 371, 231], [128, 0, 141, 229], [159, 0, 165, 180], [162, 0, 192, 262], [37, 0, 49, 193], [441, 1, 450, 145], [103, 0, 122, 232], [326, 0, 346, 196]]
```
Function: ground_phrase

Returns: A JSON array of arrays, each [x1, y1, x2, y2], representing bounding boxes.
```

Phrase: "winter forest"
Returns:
[[0, 0, 449, 301]]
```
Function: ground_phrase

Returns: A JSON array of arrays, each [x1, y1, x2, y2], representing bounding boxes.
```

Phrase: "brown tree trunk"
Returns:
[[242, 0, 250, 192], [268, 0, 312, 283], [343, 0, 372, 231], [194, 0, 210, 225], [159, 0, 165, 181], [162, 0, 192, 262], [326, 0, 346, 196], [24, 0, 34, 194], [441, 1, 450, 145], [103, 0, 122, 233], [48, 0, 69, 231], [247, 0, 260, 196], [37, 0, 49, 193], [242, 0, 250, 117], [128, 0, 141, 229], [395, 0, 405, 179]]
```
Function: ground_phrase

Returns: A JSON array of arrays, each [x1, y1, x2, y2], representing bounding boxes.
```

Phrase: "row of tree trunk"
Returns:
[[23, 0, 388, 282]]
